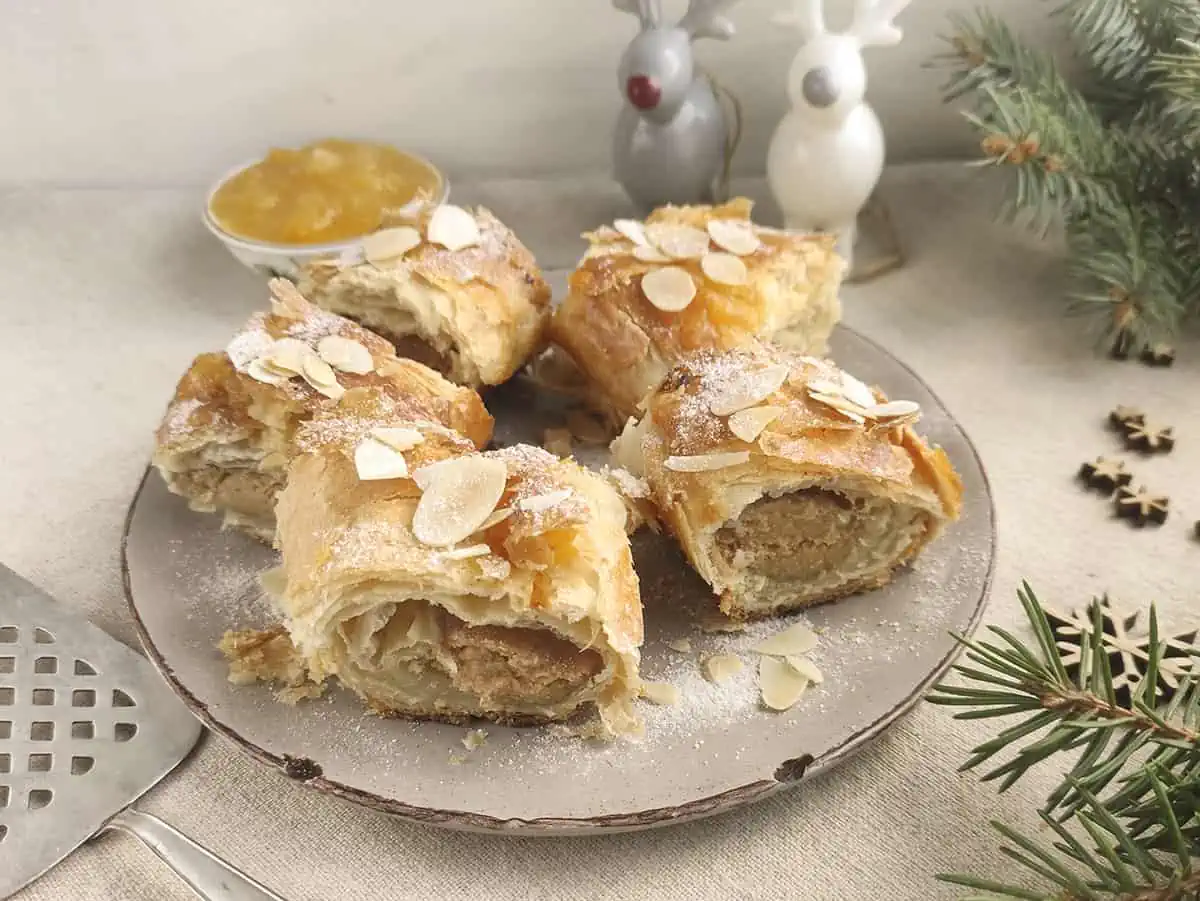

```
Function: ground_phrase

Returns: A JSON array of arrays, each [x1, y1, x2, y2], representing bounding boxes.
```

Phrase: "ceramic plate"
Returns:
[[123, 321, 994, 835]]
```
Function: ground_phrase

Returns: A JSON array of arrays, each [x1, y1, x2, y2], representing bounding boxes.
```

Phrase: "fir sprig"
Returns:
[[929, 584, 1200, 900]]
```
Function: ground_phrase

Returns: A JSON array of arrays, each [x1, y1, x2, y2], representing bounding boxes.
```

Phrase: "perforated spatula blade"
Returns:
[[0, 563, 283, 900]]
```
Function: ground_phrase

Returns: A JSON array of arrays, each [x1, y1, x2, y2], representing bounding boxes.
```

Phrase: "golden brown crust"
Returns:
[[152, 282, 493, 538], [634, 343, 963, 618], [297, 206, 552, 388], [273, 439, 643, 733], [550, 197, 844, 420]]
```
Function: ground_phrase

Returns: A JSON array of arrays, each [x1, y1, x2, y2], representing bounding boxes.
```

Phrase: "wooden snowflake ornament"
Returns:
[[1047, 597, 1196, 705]]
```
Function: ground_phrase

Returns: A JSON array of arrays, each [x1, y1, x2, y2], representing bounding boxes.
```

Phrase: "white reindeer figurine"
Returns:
[[766, 0, 912, 269]]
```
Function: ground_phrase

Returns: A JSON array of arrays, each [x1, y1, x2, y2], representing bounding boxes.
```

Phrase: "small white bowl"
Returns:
[[202, 152, 449, 279]]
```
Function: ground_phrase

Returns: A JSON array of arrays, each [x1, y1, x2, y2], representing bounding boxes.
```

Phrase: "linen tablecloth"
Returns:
[[2, 163, 1196, 900]]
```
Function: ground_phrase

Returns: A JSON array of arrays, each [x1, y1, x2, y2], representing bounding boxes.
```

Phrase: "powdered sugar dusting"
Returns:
[[226, 321, 275, 372]]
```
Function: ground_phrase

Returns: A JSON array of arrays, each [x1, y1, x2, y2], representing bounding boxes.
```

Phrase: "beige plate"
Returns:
[[122, 324, 994, 835]]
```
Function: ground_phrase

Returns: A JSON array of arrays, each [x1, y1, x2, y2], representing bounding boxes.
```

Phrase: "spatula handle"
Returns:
[[107, 808, 286, 901]]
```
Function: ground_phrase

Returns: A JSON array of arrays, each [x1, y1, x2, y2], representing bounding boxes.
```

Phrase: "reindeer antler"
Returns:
[[613, 0, 662, 28], [679, 0, 740, 41], [848, 0, 911, 48], [772, 0, 825, 44]]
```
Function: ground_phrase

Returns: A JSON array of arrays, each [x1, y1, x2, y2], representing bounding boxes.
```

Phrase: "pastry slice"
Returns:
[[272, 426, 643, 734], [152, 279, 492, 541], [297, 203, 552, 388], [551, 197, 844, 421], [617, 344, 962, 619]]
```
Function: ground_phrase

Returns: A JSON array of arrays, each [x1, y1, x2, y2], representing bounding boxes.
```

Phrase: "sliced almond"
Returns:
[[610, 416, 650, 477], [838, 373, 877, 410], [478, 506, 515, 531], [666, 638, 692, 653], [426, 204, 481, 251], [640, 681, 680, 706], [369, 426, 425, 452], [727, 405, 784, 442], [362, 226, 422, 264], [785, 655, 824, 684], [702, 654, 744, 683], [311, 380, 346, 401], [700, 252, 748, 286], [633, 244, 671, 263], [520, 488, 573, 514], [440, 544, 492, 561], [266, 337, 315, 375], [759, 656, 810, 711], [869, 399, 920, 420], [707, 219, 761, 256], [751, 621, 819, 657], [566, 409, 610, 445], [808, 391, 867, 424], [706, 363, 791, 416], [353, 437, 409, 481], [301, 355, 339, 389], [641, 266, 696, 312], [664, 451, 750, 472], [411, 456, 508, 547], [246, 357, 292, 386], [645, 223, 711, 259], [317, 335, 374, 375], [613, 218, 649, 246]]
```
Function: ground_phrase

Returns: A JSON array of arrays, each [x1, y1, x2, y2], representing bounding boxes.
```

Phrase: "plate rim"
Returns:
[[121, 324, 997, 835]]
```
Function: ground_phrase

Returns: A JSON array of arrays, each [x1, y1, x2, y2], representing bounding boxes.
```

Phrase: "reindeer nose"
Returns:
[[802, 67, 839, 108], [626, 75, 661, 110]]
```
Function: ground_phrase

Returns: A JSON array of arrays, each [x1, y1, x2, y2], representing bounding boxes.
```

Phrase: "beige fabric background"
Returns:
[[2, 163, 1196, 900]]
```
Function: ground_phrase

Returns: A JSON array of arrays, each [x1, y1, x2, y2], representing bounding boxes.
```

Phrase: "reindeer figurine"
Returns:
[[613, 0, 742, 211], [767, 0, 912, 269]]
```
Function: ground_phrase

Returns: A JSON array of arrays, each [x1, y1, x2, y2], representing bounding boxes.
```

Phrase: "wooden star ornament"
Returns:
[[1078, 457, 1133, 494], [1108, 405, 1145, 430], [1047, 597, 1197, 705], [1115, 485, 1169, 526], [1140, 343, 1176, 367]]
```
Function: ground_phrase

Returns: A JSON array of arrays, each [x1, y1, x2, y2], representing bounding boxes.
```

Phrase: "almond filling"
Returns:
[[715, 488, 930, 611]]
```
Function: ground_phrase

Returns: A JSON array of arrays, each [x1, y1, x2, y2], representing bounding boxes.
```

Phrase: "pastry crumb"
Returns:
[[218, 626, 323, 704], [639, 681, 680, 706], [666, 638, 693, 653]]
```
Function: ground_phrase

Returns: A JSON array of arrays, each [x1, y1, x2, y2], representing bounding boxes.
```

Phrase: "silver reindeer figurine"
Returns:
[[613, 0, 742, 211]]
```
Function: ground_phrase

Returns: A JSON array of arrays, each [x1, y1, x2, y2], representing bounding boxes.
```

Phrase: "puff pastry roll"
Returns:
[[272, 427, 643, 734], [297, 203, 552, 388], [616, 344, 962, 619], [152, 279, 491, 541], [551, 197, 844, 421]]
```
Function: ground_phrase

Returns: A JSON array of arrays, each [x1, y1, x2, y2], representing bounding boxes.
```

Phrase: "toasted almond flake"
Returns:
[[411, 456, 508, 547], [369, 426, 425, 452], [759, 656, 810, 711], [462, 728, 488, 750], [354, 438, 409, 481], [266, 337, 315, 374], [728, 405, 784, 442], [702, 654, 744, 683], [246, 357, 292, 386], [542, 427, 573, 458], [666, 638, 693, 653], [645, 223, 711, 259], [613, 218, 649, 246], [268, 278, 310, 319], [785, 655, 824, 684], [478, 506, 515, 531], [751, 621, 819, 657], [641, 266, 696, 312], [640, 681, 680, 706], [362, 226, 422, 264], [301, 355, 339, 389], [632, 244, 670, 263], [440, 544, 492, 561], [808, 391, 867, 423], [707, 219, 761, 256], [566, 409, 610, 445], [806, 378, 844, 397], [426, 204, 481, 251], [317, 335, 374, 374], [700, 251, 749, 286], [839, 373, 877, 409], [664, 451, 751, 472], [311, 380, 346, 401], [707, 363, 791, 416], [870, 399, 920, 420], [520, 488, 573, 513], [610, 416, 649, 477]]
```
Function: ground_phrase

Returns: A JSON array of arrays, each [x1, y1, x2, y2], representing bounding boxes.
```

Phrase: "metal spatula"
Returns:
[[0, 563, 285, 900]]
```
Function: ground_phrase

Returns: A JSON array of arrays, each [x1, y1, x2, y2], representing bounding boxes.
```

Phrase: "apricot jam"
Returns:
[[208, 139, 443, 245]]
